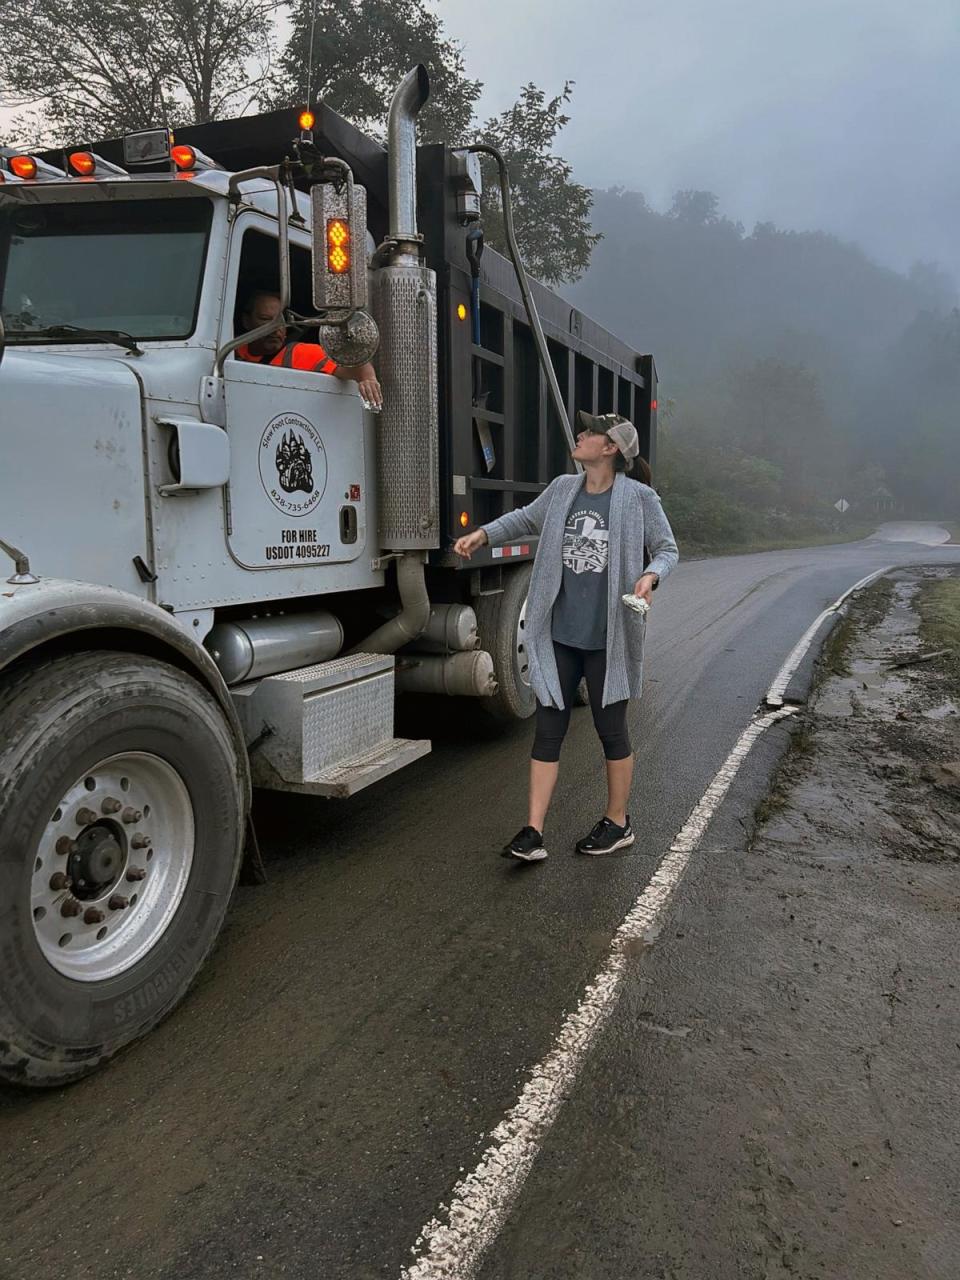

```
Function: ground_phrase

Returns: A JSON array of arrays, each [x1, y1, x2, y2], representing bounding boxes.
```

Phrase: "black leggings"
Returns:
[[531, 642, 632, 763]]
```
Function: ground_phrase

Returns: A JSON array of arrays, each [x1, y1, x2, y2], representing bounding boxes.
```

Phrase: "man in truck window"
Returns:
[[236, 290, 383, 408]]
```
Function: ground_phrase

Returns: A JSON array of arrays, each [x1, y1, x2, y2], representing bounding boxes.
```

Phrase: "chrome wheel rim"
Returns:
[[515, 596, 531, 688], [31, 753, 195, 982]]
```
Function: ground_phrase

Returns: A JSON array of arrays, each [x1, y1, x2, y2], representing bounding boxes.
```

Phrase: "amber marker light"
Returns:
[[171, 145, 197, 171], [459, 511, 469, 528], [10, 155, 38, 180], [298, 109, 316, 131], [327, 218, 350, 274], [456, 303, 468, 321], [68, 151, 96, 176]]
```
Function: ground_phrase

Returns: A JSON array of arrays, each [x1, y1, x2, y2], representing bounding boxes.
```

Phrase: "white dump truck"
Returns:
[[0, 68, 658, 1085]]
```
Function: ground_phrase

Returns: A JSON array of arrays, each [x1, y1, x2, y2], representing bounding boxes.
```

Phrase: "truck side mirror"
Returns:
[[311, 177, 368, 313]]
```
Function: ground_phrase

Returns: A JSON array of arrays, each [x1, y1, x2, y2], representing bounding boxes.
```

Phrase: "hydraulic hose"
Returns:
[[461, 144, 581, 470]]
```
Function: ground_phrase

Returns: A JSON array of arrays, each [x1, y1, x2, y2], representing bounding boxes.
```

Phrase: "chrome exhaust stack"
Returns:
[[387, 65, 430, 258], [369, 64, 439, 554]]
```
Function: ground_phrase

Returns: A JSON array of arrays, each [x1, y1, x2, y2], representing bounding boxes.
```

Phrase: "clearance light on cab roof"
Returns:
[[171, 144, 197, 170], [170, 143, 219, 173], [9, 155, 38, 180], [68, 151, 96, 176], [66, 150, 128, 179], [298, 109, 315, 131]]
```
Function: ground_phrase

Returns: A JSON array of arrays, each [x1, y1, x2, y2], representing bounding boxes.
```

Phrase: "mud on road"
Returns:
[[741, 566, 960, 1277]]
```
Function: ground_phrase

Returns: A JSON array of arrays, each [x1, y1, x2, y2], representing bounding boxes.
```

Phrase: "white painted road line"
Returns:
[[399, 706, 795, 1280], [765, 565, 893, 706], [400, 569, 895, 1279]]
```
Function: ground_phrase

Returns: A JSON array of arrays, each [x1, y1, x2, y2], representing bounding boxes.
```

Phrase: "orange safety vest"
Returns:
[[236, 341, 337, 374]]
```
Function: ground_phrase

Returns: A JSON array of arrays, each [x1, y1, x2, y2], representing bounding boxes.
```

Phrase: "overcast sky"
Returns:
[[3, 1, 956, 286], [442, 0, 960, 288]]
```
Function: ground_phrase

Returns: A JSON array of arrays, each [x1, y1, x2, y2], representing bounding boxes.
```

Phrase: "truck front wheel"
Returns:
[[0, 651, 244, 1087]]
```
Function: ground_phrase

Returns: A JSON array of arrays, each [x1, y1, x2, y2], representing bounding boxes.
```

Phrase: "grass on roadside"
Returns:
[[916, 575, 960, 694]]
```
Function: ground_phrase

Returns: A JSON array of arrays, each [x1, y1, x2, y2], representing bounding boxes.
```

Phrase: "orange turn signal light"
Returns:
[[68, 151, 96, 176], [459, 511, 469, 528], [456, 303, 468, 321], [327, 218, 350, 274], [9, 155, 38, 180], [171, 145, 197, 171], [298, 109, 315, 131]]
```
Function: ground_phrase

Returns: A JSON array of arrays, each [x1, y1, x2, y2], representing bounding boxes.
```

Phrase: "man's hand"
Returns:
[[357, 376, 383, 408], [633, 572, 659, 604], [452, 529, 488, 559], [338, 362, 383, 408]]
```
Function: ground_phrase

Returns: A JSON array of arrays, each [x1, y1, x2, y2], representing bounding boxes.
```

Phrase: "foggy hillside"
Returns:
[[566, 189, 959, 549]]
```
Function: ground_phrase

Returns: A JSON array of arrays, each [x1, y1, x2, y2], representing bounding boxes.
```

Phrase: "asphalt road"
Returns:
[[2, 526, 959, 1280]]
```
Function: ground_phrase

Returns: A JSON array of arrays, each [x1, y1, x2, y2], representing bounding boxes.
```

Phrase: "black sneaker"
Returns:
[[576, 815, 635, 856], [502, 826, 548, 862]]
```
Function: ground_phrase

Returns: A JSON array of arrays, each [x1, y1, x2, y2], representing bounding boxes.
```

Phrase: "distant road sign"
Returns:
[[834, 498, 850, 513]]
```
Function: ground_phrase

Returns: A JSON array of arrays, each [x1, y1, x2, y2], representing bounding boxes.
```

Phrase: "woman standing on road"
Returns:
[[453, 412, 679, 862]]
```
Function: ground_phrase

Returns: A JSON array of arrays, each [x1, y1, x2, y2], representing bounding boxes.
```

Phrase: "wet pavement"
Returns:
[[2, 527, 959, 1280]]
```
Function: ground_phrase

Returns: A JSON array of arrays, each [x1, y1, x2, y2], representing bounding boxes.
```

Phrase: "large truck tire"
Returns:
[[0, 651, 244, 1088], [474, 564, 538, 722]]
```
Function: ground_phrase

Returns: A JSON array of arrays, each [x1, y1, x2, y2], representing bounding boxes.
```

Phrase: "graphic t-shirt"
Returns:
[[551, 485, 613, 650]]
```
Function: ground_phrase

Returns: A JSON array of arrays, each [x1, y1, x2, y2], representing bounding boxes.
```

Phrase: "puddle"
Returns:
[[922, 700, 958, 720], [817, 576, 958, 723], [637, 1016, 692, 1038]]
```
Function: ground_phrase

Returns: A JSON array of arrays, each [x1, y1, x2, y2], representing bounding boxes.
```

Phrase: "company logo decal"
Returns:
[[258, 412, 327, 516]]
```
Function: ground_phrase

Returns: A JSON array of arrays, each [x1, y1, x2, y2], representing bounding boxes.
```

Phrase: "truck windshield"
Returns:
[[0, 196, 212, 341]]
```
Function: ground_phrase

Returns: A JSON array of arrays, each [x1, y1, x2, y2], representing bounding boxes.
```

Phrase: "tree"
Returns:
[[668, 190, 720, 226], [477, 82, 601, 285], [272, 0, 481, 144], [276, 6, 599, 286], [0, 0, 277, 144]]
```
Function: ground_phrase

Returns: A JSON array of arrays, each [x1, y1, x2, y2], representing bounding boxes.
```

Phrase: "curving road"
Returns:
[[2, 525, 959, 1280]]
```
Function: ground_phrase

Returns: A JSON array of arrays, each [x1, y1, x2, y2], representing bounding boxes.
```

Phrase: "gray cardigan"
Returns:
[[481, 473, 679, 710]]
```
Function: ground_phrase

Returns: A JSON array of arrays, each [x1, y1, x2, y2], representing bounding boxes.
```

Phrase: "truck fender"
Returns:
[[0, 578, 252, 817]]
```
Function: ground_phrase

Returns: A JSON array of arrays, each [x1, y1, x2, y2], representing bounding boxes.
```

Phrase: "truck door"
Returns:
[[220, 220, 367, 570]]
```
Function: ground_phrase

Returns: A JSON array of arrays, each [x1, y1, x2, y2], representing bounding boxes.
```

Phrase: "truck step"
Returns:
[[232, 651, 430, 796], [255, 736, 432, 799]]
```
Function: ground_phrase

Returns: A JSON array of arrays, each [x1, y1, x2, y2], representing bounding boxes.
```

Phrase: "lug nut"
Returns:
[[55, 836, 76, 856], [126, 867, 147, 882], [131, 834, 151, 850], [108, 894, 129, 910], [60, 899, 82, 918], [76, 807, 98, 826], [101, 797, 122, 815], [83, 907, 105, 925], [49, 872, 72, 891], [121, 807, 143, 825]]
